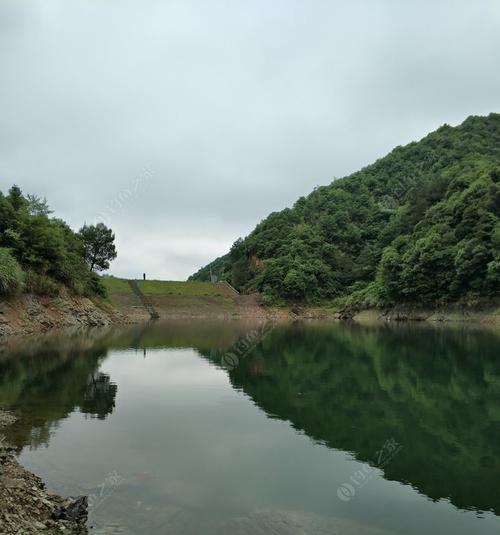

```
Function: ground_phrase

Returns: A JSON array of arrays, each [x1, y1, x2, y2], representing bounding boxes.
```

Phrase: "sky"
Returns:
[[1, 0, 499, 280]]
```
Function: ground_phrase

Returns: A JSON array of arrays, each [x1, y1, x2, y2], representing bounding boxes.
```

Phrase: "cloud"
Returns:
[[1, 0, 499, 279]]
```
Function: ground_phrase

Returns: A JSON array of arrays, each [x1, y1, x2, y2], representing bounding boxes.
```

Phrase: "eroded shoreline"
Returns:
[[0, 410, 88, 534]]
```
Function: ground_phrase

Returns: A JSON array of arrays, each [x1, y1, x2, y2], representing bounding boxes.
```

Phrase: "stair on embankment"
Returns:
[[128, 280, 160, 319], [217, 280, 239, 296]]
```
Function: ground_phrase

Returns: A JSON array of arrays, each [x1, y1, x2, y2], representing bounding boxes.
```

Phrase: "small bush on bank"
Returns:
[[24, 271, 60, 297], [0, 248, 24, 296], [84, 272, 107, 298]]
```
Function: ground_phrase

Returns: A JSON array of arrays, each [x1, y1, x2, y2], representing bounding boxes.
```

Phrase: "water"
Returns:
[[1, 320, 500, 534]]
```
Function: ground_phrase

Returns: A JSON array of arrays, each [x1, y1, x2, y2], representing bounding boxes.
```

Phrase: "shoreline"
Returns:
[[1, 291, 499, 340], [0, 291, 128, 339], [269, 304, 500, 327], [0, 410, 88, 534]]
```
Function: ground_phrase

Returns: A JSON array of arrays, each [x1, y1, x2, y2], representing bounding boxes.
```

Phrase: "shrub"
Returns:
[[0, 248, 24, 295], [24, 271, 60, 297], [84, 272, 107, 298]]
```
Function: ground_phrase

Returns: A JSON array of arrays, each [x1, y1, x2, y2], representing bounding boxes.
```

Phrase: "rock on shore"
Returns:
[[0, 410, 88, 534], [0, 291, 124, 338]]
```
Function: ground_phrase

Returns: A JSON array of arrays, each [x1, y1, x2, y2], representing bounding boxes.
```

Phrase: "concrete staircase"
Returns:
[[218, 280, 239, 295], [128, 280, 160, 319]]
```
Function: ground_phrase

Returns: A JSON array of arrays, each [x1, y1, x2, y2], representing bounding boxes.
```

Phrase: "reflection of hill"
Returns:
[[204, 323, 500, 515], [0, 331, 118, 450], [0, 320, 251, 450]]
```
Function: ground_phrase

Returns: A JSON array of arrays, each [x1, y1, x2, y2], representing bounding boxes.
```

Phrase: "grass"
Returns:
[[138, 279, 228, 297], [101, 277, 133, 294], [102, 277, 232, 297]]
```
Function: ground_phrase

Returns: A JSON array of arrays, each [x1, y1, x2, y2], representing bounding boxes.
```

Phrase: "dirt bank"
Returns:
[[252, 304, 500, 325], [353, 305, 500, 326], [0, 410, 88, 534], [0, 291, 126, 338]]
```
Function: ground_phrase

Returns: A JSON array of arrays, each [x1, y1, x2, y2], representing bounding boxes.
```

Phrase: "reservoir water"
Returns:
[[1, 320, 499, 534]]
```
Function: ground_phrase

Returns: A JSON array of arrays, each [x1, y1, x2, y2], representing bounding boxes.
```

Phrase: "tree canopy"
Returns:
[[78, 223, 117, 272], [0, 186, 116, 297]]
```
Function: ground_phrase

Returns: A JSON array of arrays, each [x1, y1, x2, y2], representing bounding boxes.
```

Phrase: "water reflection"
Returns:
[[0, 321, 247, 450], [0, 331, 118, 449], [1, 320, 499, 527], [206, 322, 500, 515]]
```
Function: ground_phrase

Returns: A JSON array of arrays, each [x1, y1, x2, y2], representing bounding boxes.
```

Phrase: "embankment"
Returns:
[[1, 278, 499, 340], [104, 278, 289, 321], [0, 290, 124, 338]]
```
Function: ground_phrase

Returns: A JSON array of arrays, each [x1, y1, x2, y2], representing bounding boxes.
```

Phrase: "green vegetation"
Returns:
[[0, 186, 116, 297], [191, 114, 500, 307], [101, 276, 133, 294], [78, 223, 117, 272], [0, 248, 24, 295], [138, 279, 228, 297]]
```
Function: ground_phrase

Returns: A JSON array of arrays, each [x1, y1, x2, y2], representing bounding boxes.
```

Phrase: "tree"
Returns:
[[283, 268, 308, 300], [377, 246, 402, 302], [27, 194, 52, 216], [78, 223, 117, 272], [7, 185, 27, 212]]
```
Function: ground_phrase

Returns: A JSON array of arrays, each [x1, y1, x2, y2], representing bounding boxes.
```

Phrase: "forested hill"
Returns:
[[191, 113, 500, 307]]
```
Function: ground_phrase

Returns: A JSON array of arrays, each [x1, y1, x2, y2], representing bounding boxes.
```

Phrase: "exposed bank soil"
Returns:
[[0, 291, 126, 338], [352, 305, 500, 325], [1, 291, 498, 340], [109, 291, 500, 325], [109, 291, 296, 321], [279, 303, 500, 325], [0, 411, 88, 534]]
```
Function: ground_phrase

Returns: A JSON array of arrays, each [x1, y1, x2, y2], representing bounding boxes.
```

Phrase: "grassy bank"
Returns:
[[102, 277, 234, 297], [102, 277, 243, 319]]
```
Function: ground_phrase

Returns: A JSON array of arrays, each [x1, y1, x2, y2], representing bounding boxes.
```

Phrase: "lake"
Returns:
[[1, 320, 499, 534]]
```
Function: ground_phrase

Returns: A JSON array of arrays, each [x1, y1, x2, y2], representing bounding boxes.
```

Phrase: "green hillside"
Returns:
[[191, 113, 500, 307]]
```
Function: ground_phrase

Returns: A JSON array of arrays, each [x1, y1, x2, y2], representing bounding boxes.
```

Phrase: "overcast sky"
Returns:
[[1, 0, 499, 280]]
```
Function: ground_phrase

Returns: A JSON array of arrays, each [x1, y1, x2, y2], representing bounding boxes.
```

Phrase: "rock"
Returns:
[[0, 410, 89, 534], [0, 292, 119, 339], [55, 495, 88, 526]]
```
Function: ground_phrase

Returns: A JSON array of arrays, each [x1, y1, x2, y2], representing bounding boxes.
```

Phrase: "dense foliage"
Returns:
[[0, 186, 116, 297], [191, 114, 500, 306]]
